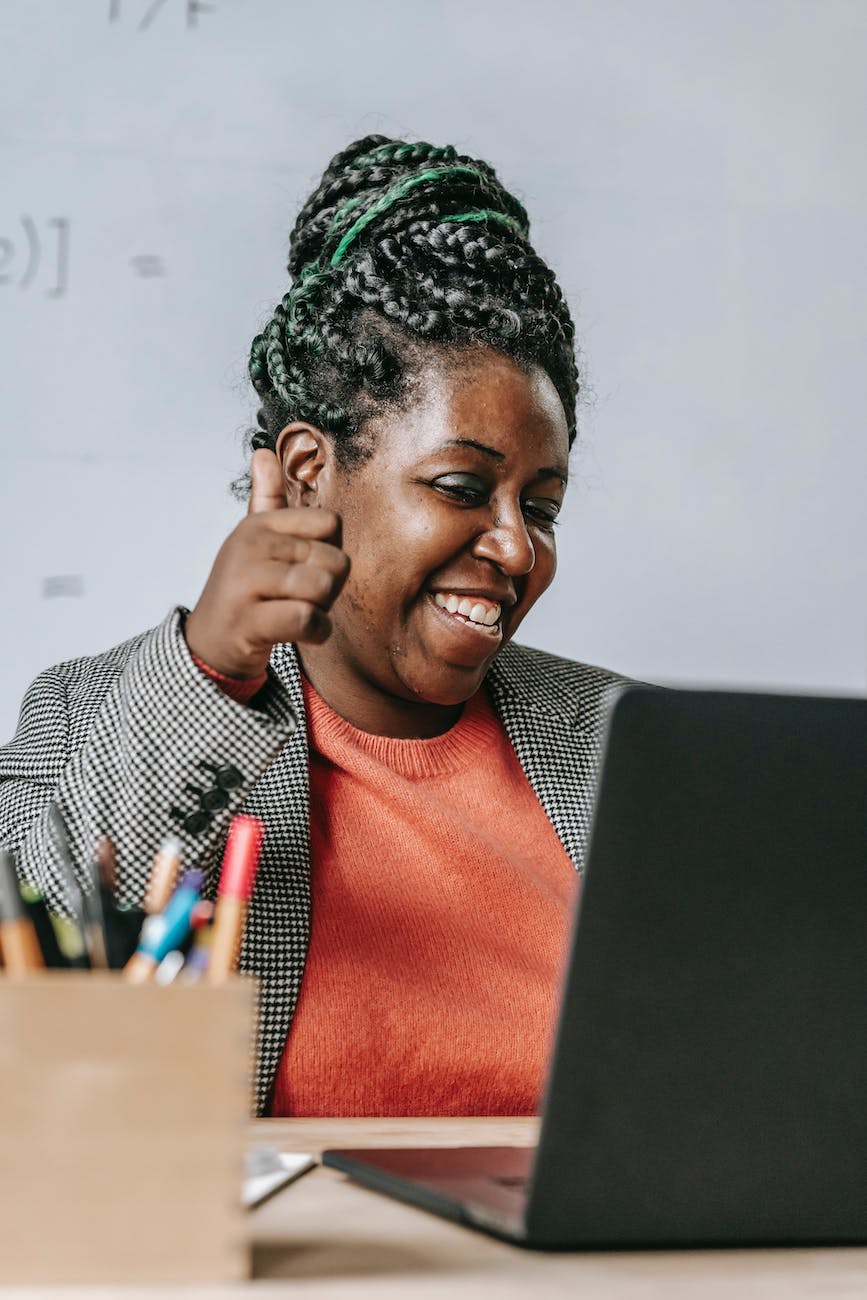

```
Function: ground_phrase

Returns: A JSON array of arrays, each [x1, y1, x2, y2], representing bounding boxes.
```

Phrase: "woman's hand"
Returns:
[[184, 448, 350, 679]]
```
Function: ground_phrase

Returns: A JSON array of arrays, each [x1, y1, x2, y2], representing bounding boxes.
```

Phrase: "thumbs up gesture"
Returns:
[[184, 448, 350, 679]]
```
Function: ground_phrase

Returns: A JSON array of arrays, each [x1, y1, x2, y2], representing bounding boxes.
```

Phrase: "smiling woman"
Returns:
[[0, 136, 628, 1117]]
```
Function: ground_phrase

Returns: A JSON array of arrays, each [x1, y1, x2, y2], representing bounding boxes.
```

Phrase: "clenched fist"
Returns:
[[184, 448, 350, 679]]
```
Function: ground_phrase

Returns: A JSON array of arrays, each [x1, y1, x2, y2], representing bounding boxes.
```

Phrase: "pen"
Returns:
[[207, 814, 265, 983], [124, 869, 204, 985], [81, 850, 110, 969], [0, 847, 44, 976], [95, 837, 146, 968], [46, 803, 90, 968], [143, 836, 182, 914], [95, 837, 118, 893], [18, 882, 66, 967], [154, 949, 186, 985], [183, 925, 215, 982]]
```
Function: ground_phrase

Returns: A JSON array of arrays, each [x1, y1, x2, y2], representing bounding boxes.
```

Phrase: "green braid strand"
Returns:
[[439, 209, 527, 237], [329, 165, 510, 267]]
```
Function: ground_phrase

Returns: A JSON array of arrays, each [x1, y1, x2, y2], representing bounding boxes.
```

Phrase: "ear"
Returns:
[[274, 422, 336, 507]]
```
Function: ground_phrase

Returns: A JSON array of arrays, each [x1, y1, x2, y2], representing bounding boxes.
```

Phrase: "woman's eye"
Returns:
[[523, 500, 561, 529], [431, 475, 487, 505]]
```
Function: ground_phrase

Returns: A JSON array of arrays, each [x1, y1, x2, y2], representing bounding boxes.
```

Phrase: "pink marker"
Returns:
[[207, 815, 264, 983]]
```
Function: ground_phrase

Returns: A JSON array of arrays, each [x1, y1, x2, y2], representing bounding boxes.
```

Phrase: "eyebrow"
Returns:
[[443, 438, 568, 484]]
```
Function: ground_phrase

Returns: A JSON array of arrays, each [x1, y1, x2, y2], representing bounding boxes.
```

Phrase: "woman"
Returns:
[[0, 135, 627, 1116]]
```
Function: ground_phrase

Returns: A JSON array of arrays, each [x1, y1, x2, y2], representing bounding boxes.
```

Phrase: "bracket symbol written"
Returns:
[[0, 216, 69, 297]]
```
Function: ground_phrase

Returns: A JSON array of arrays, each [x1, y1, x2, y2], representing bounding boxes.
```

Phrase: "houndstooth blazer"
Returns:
[[0, 607, 628, 1114]]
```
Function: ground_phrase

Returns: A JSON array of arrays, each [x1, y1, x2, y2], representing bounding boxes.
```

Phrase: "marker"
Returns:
[[190, 899, 215, 928], [18, 883, 66, 967], [0, 847, 44, 975], [143, 836, 182, 914], [95, 837, 118, 894], [124, 869, 204, 985], [80, 850, 110, 969], [46, 803, 90, 968], [207, 815, 264, 983], [154, 949, 186, 985], [95, 837, 146, 968], [183, 925, 214, 982]]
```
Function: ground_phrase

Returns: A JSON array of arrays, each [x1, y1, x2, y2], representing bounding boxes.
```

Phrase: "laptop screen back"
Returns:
[[528, 687, 867, 1247]]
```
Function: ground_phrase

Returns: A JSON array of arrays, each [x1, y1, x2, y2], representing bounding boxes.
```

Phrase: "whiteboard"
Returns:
[[2, 0, 865, 742]]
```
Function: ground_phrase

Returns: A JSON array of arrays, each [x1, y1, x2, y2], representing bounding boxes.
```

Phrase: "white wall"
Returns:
[[2, 0, 865, 740]]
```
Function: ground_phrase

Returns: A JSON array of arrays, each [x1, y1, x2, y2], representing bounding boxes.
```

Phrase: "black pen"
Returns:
[[96, 836, 147, 968], [18, 881, 66, 967], [46, 802, 90, 968], [81, 849, 109, 969]]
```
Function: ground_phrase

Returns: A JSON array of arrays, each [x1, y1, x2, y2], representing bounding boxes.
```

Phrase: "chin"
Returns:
[[405, 661, 493, 708]]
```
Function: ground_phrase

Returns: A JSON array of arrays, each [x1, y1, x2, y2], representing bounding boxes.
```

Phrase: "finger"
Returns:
[[248, 505, 342, 544], [248, 448, 288, 516], [258, 536, 350, 580], [255, 559, 348, 609], [251, 599, 333, 647]]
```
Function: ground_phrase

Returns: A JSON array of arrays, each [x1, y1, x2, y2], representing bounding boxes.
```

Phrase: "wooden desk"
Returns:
[[244, 1118, 867, 1298], [4, 1118, 865, 1296]]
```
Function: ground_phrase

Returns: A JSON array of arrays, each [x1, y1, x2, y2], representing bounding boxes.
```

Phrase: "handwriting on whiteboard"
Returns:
[[131, 254, 166, 277], [42, 576, 85, 600], [0, 217, 69, 297], [109, 0, 216, 30]]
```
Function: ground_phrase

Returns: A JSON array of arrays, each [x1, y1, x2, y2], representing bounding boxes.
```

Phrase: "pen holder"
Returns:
[[0, 972, 254, 1283]]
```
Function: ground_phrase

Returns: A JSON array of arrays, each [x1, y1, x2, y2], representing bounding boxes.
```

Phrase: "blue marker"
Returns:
[[124, 869, 203, 984]]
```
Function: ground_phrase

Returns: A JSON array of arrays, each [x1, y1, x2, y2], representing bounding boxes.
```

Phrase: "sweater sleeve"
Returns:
[[0, 607, 297, 912], [189, 651, 269, 706]]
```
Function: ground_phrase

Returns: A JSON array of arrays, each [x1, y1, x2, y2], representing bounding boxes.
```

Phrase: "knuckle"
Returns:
[[281, 535, 310, 565], [316, 572, 338, 606], [296, 601, 329, 640]]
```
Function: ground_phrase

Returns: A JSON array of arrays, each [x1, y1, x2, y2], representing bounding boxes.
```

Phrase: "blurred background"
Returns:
[[2, 0, 865, 740]]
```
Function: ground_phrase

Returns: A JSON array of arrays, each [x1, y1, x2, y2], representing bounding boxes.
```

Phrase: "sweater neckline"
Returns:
[[302, 677, 503, 779]]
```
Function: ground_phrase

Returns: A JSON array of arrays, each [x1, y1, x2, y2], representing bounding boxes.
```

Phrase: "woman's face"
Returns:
[[292, 349, 570, 735]]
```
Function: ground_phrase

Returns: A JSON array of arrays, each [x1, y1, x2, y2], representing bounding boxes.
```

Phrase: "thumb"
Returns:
[[248, 448, 288, 515]]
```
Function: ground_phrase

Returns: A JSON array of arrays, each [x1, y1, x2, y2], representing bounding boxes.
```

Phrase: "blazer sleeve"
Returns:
[[0, 607, 298, 911]]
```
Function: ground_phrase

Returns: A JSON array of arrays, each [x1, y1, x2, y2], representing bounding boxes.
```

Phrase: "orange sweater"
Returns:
[[269, 680, 578, 1117]]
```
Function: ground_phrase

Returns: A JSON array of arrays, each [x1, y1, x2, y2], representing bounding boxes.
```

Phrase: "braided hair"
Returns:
[[245, 135, 579, 477]]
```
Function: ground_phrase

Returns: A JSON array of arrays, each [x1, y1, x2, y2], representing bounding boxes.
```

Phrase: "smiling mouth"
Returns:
[[430, 591, 502, 637]]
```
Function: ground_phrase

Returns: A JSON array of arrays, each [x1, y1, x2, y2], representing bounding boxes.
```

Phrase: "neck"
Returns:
[[297, 649, 463, 738]]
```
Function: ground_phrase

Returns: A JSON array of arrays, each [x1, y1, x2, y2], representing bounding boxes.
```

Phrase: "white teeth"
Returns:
[[433, 592, 501, 628]]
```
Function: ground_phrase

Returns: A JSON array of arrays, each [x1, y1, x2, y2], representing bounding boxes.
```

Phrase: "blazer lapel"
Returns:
[[486, 643, 614, 874], [240, 642, 312, 1115]]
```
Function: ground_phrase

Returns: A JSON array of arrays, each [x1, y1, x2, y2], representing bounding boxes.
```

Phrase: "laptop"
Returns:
[[323, 685, 867, 1248]]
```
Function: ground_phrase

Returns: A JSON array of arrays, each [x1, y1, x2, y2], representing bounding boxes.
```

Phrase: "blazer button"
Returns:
[[183, 810, 211, 835], [200, 786, 229, 813], [215, 765, 243, 790], [197, 761, 243, 790]]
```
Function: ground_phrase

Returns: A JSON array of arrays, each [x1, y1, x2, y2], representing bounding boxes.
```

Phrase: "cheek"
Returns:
[[337, 513, 425, 626], [531, 533, 558, 593], [511, 534, 557, 624], [348, 504, 444, 590]]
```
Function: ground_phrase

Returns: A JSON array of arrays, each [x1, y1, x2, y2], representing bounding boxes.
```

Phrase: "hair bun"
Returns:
[[241, 134, 578, 489]]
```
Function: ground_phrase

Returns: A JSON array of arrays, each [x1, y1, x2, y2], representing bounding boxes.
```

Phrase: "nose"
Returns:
[[471, 502, 536, 576]]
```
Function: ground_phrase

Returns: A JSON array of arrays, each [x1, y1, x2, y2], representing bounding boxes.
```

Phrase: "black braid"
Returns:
[[241, 135, 579, 490]]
